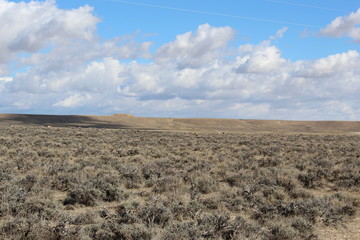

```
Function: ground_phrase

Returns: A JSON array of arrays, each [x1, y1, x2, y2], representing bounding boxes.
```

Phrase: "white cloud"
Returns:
[[0, 0, 359, 121], [0, 76, 12, 92], [270, 27, 288, 40], [0, 0, 99, 65], [236, 42, 286, 73], [53, 93, 92, 107], [156, 23, 235, 69], [0, 76, 12, 82], [324, 101, 357, 120], [296, 50, 360, 78], [7, 13, 151, 93], [44, 57, 126, 93], [1, 0, 152, 95], [321, 8, 360, 42], [6, 33, 360, 119], [228, 103, 271, 118]]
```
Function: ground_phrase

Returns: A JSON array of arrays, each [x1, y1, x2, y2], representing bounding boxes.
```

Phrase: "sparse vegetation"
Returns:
[[0, 125, 359, 239]]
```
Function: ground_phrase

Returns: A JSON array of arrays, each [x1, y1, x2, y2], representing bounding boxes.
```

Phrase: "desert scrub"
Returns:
[[0, 125, 359, 239], [138, 202, 172, 227], [192, 174, 217, 195]]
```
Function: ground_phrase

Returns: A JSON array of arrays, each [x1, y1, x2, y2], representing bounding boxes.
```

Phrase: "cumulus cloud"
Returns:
[[3, 0, 151, 94], [321, 8, 360, 42], [156, 23, 235, 69], [0, 76, 12, 82], [236, 42, 286, 73], [0, 0, 99, 65], [53, 93, 92, 107], [0, 76, 12, 92], [12, 57, 127, 93], [12, 39, 150, 93], [6, 31, 360, 119], [296, 50, 360, 78], [0, 0, 359, 120]]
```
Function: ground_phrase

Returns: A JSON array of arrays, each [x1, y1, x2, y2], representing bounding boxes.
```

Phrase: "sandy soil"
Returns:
[[317, 215, 360, 240]]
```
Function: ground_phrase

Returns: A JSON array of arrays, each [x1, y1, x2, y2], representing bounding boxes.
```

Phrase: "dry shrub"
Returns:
[[193, 175, 217, 194], [63, 187, 98, 206], [138, 203, 172, 227], [0, 125, 359, 239], [161, 221, 200, 240]]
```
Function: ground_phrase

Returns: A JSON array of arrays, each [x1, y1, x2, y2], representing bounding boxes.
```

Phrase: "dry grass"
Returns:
[[2, 113, 360, 133], [0, 124, 359, 239]]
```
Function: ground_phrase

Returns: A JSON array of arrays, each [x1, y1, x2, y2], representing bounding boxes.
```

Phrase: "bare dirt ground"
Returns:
[[317, 215, 360, 240]]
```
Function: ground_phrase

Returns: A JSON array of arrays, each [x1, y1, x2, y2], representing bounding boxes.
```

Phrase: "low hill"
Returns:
[[0, 113, 360, 133]]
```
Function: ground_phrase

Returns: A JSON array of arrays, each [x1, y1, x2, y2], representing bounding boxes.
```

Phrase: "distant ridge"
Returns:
[[112, 113, 135, 117], [0, 113, 360, 134]]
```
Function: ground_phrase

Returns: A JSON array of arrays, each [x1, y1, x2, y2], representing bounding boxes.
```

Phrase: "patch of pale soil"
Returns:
[[52, 190, 67, 202], [317, 216, 360, 240]]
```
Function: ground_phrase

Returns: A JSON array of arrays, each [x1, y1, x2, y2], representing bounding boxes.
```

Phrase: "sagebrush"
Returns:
[[0, 126, 359, 239]]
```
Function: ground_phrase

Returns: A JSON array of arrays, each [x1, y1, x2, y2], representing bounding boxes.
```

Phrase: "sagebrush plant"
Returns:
[[0, 125, 359, 239]]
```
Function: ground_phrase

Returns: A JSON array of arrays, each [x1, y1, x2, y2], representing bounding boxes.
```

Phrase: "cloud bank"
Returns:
[[0, 1, 359, 120], [321, 8, 360, 42]]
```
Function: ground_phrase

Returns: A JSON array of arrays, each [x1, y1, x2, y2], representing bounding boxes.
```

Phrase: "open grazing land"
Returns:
[[0, 114, 360, 239]]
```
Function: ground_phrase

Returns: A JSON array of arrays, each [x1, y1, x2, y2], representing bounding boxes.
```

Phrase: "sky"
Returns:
[[0, 0, 360, 120]]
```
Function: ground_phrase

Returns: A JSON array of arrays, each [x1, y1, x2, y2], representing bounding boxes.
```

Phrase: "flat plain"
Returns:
[[0, 114, 359, 239]]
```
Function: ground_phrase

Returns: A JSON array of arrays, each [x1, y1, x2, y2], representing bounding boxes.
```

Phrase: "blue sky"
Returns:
[[0, 0, 360, 120], [60, 0, 359, 60]]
